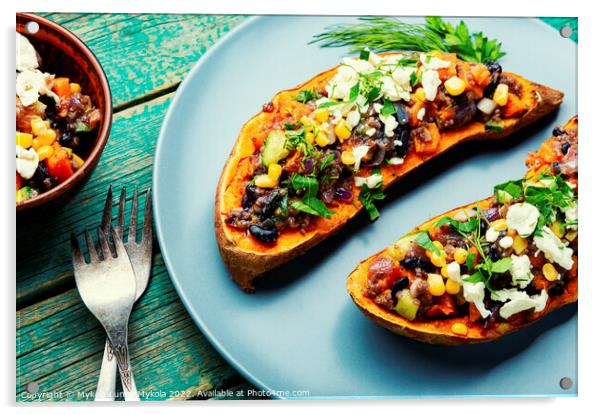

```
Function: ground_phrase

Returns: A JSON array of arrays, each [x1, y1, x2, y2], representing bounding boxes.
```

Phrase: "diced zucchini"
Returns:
[[74, 119, 93, 133], [16, 186, 36, 202], [495, 189, 514, 204], [261, 130, 289, 167], [393, 289, 420, 320], [485, 120, 504, 132]]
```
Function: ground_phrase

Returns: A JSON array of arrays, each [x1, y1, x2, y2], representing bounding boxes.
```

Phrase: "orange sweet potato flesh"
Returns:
[[346, 117, 578, 345], [215, 53, 565, 292]]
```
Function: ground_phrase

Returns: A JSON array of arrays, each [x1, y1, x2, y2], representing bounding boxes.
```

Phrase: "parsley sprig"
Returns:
[[358, 168, 386, 220], [312, 16, 506, 64], [290, 174, 334, 219]]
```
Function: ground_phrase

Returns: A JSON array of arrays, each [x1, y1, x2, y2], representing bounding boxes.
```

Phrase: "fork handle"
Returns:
[[95, 339, 117, 401], [112, 341, 140, 401]]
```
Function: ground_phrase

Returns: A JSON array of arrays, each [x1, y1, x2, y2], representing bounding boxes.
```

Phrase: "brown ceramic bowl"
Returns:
[[16, 13, 112, 213]]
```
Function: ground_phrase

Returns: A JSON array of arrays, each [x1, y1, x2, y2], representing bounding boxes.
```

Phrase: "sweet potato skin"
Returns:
[[346, 117, 578, 345], [215, 53, 565, 292]]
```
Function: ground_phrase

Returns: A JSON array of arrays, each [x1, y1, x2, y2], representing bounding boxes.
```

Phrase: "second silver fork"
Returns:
[[95, 186, 153, 401]]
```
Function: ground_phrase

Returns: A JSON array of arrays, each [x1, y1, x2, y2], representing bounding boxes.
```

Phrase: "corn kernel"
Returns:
[[453, 248, 468, 264], [305, 132, 315, 145], [427, 273, 446, 296], [433, 241, 444, 251], [386, 243, 407, 262], [493, 84, 509, 106], [63, 147, 73, 156], [491, 218, 508, 231], [72, 154, 85, 168], [334, 120, 351, 141], [16, 132, 33, 149], [542, 263, 559, 282], [254, 174, 276, 188], [451, 322, 468, 336], [314, 108, 330, 123], [341, 150, 355, 165], [444, 76, 467, 96], [267, 163, 283, 182], [30, 117, 47, 136], [414, 87, 426, 102], [512, 236, 528, 255], [70, 83, 81, 94], [36, 145, 54, 161], [430, 251, 447, 268], [315, 131, 330, 147], [446, 278, 461, 295], [565, 231, 578, 242], [300, 115, 312, 126], [551, 221, 565, 238], [37, 128, 57, 146], [31, 138, 42, 151], [440, 265, 448, 278]]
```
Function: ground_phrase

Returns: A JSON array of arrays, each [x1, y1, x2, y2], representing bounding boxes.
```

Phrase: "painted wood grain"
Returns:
[[42, 13, 246, 109]]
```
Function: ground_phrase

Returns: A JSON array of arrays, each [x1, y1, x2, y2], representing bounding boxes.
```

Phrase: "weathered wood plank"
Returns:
[[41, 13, 246, 108], [17, 93, 172, 306], [17, 254, 244, 402]]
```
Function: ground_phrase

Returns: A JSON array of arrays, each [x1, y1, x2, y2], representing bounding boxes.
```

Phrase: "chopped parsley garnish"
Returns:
[[293, 89, 320, 104], [284, 122, 314, 156], [290, 174, 334, 219], [348, 83, 360, 101], [358, 168, 385, 220], [380, 99, 396, 117], [359, 49, 370, 60], [524, 173, 576, 234], [433, 215, 479, 234], [409, 71, 421, 87], [493, 179, 525, 203], [414, 230, 441, 255]]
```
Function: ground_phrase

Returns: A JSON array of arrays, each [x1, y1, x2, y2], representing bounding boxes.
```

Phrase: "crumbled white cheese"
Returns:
[[351, 145, 370, 172], [391, 66, 414, 91], [345, 110, 360, 130], [485, 227, 500, 242], [373, 103, 383, 113], [417, 107, 426, 121], [499, 236, 514, 249], [368, 51, 382, 67], [354, 173, 383, 189], [16, 69, 57, 107], [16, 33, 39, 72], [365, 127, 376, 137], [381, 76, 405, 102], [491, 288, 548, 319], [462, 281, 491, 319], [534, 226, 574, 270], [562, 202, 578, 230], [446, 261, 461, 282], [16, 145, 39, 179], [419, 53, 451, 70], [388, 157, 404, 165], [506, 203, 540, 237], [421, 69, 441, 101], [341, 57, 375, 75], [510, 254, 533, 289], [380, 114, 399, 137]]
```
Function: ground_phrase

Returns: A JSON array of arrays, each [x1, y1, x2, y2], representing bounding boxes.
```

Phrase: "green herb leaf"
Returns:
[[414, 230, 441, 254], [357, 168, 385, 220], [463, 270, 486, 284], [349, 82, 360, 102], [409, 71, 421, 87], [359, 49, 370, 60], [493, 179, 525, 203], [294, 89, 319, 104], [290, 173, 334, 219], [381, 99, 396, 116], [433, 216, 478, 234], [466, 252, 476, 270], [490, 257, 512, 273]]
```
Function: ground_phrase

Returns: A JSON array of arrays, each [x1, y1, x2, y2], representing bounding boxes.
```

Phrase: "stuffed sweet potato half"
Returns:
[[215, 51, 564, 292], [347, 117, 578, 345]]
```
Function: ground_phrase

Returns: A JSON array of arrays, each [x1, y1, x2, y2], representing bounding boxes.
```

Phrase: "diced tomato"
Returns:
[[501, 93, 528, 118], [52, 77, 71, 99], [468, 303, 482, 322], [471, 64, 491, 87], [425, 293, 456, 318], [16, 172, 22, 191], [46, 144, 74, 182]]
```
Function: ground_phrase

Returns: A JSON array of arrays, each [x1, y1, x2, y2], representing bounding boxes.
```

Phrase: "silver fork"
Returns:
[[71, 227, 138, 401], [95, 186, 153, 401]]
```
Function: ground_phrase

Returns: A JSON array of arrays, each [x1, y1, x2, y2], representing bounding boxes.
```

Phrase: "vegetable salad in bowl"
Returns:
[[16, 32, 101, 203]]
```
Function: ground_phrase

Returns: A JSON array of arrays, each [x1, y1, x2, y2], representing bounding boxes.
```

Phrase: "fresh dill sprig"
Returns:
[[311, 16, 506, 63]]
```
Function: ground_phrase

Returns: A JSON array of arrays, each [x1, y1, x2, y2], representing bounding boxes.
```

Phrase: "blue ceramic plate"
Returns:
[[154, 16, 577, 398]]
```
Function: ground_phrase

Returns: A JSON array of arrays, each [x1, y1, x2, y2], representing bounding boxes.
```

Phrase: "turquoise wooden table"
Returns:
[[15, 14, 577, 402]]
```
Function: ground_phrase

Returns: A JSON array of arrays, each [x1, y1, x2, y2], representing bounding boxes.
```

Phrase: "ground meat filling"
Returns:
[[225, 51, 527, 243]]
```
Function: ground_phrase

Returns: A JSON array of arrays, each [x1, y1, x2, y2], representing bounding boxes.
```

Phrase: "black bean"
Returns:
[[484, 61, 502, 97], [394, 129, 410, 158], [552, 161, 561, 175], [561, 142, 570, 155], [249, 223, 279, 243], [548, 282, 565, 297], [553, 127, 565, 137], [402, 256, 435, 273], [391, 277, 410, 301], [486, 247, 501, 262], [394, 103, 409, 126], [242, 185, 258, 209]]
